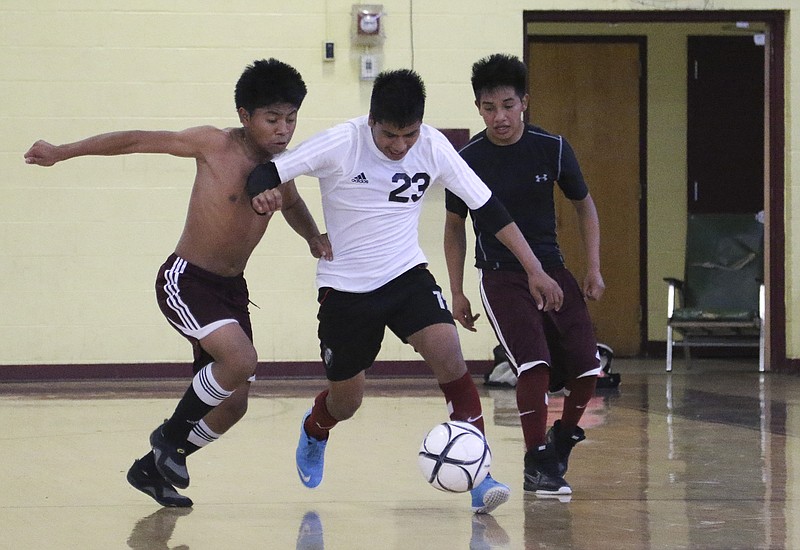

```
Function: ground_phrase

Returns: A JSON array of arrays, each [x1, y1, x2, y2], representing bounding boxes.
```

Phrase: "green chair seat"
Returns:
[[670, 308, 758, 323]]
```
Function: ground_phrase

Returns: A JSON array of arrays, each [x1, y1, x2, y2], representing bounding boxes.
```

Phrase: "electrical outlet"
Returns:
[[360, 54, 378, 80]]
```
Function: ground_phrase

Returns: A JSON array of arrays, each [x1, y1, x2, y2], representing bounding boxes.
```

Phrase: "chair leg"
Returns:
[[666, 325, 673, 372], [683, 340, 692, 368]]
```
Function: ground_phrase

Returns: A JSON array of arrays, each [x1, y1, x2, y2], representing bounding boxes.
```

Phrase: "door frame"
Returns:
[[524, 10, 788, 371]]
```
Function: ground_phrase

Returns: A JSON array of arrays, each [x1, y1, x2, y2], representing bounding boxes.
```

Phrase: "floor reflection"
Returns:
[[470, 514, 511, 549], [296, 511, 325, 550], [1, 359, 797, 549], [128, 508, 192, 550]]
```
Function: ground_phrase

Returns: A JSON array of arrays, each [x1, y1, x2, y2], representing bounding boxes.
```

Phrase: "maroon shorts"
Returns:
[[479, 266, 599, 380], [155, 254, 253, 374]]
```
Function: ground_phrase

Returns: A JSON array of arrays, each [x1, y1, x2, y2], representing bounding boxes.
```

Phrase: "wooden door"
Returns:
[[687, 35, 764, 214], [528, 38, 643, 356]]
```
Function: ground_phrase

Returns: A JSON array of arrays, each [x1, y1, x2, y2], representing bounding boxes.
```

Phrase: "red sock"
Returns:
[[439, 372, 485, 433], [516, 365, 550, 452], [304, 390, 338, 441], [561, 375, 597, 431]]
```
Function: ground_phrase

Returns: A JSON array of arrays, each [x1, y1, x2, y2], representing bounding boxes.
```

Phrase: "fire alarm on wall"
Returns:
[[357, 12, 380, 35], [352, 4, 384, 46]]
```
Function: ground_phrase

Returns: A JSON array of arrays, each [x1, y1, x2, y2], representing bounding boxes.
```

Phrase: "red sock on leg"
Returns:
[[560, 375, 597, 431], [439, 372, 485, 433], [305, 390, 338, 441], [516, 365, 550, 452]]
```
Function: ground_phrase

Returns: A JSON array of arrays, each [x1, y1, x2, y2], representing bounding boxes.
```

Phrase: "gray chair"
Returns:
[[664, 213, 765, 372]]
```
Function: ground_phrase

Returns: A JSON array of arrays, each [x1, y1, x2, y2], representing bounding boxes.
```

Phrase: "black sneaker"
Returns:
[[546, 420, 586, 476], [523, 468, 572, 495], [523, 446, 572, 495], [126, 460, 193, 508], [150, 424, 190, 489]]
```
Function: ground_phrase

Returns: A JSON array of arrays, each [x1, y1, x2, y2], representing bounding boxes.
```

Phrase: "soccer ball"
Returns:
[[417, 421, 491, 493]]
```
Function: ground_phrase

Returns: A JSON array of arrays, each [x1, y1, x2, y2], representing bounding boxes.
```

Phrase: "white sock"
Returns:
[[187, 419, 221, 448], [192, 363, 233, 406]]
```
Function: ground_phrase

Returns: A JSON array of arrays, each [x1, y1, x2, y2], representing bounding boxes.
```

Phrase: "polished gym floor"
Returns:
[[1, 358, 796, 549]]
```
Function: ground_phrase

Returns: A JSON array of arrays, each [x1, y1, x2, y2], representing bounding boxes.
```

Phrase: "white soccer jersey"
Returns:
[[274, 115, 492, 292]]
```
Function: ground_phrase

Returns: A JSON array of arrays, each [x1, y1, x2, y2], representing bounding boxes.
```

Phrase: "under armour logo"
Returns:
[[322, 346, 333, 368], [351, 172, 369, 183], [534, 174, 548, 183]]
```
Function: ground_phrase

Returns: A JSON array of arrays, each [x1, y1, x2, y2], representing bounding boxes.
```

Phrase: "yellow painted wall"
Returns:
[[1, 1, 796, 366]]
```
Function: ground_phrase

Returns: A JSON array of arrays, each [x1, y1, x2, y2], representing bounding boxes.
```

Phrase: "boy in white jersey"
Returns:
[[248, 69, 563, 514]]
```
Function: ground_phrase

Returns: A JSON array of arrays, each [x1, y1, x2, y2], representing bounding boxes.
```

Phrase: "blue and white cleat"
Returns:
[[296, 409, 328, 488], [470, 474, 511, 514]]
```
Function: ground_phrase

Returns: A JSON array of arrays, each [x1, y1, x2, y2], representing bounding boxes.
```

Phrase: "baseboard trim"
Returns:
[[0, 360, 494, 382]]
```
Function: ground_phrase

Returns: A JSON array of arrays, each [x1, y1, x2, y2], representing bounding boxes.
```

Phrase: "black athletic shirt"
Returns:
[[445, 124, 588, 271]]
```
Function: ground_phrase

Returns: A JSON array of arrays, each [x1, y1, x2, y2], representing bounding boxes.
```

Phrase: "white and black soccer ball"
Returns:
[[417, 421, 491, 493]]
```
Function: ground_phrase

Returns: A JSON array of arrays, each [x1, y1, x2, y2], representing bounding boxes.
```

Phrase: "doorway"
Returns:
[[524, 10, 788, 370], [687, 35, 765, 214]]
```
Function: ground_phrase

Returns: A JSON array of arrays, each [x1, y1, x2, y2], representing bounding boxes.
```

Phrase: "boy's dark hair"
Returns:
[[235, 58, 307, 113], [471, 53, 527, 101], [369, 69, 426, 127]]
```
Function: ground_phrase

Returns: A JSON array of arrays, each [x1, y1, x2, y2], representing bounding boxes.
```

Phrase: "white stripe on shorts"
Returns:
[[164, 256, 200, 332], [163, 256, 238, 339], [478, 269, 517, 368]]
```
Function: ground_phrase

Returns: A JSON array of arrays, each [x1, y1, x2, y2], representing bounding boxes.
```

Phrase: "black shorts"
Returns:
[[155, 254, 253, 374], [479, 266, 599, 380], [317, 265, 454, 381]]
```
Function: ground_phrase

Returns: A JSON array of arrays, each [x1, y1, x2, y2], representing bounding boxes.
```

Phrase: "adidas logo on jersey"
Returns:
[[351, 172, 369, 183]]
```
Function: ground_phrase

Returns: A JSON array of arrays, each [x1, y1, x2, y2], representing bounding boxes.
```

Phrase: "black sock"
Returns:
[[183, 442, 201, 456], [138, 451, 157, 475], [161, 384, 215, 443], [159, 364, 232, 445]]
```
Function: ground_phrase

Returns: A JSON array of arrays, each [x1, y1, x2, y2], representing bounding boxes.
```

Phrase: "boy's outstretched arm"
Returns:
[[24, 127, 214, 166]]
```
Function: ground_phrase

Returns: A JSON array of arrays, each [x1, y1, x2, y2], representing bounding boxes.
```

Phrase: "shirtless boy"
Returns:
[[24, 59, 331, 507]]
